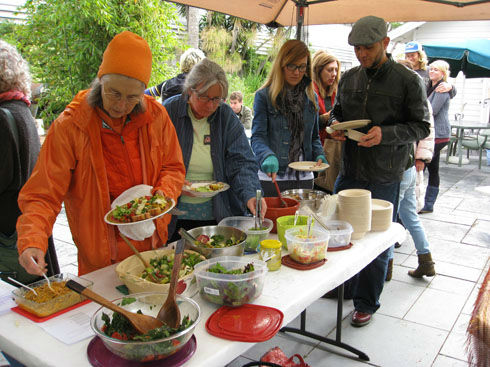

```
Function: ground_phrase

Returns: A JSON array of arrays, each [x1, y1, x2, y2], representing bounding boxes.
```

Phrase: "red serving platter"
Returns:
[[11, 299, 91, 322], [206, 304, 283, 342]]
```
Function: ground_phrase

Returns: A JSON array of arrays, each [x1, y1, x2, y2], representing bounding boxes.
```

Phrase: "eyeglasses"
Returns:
[[286, 63, 307, 73], [192, 89, 224, 105], [103, 90, 141, 105]]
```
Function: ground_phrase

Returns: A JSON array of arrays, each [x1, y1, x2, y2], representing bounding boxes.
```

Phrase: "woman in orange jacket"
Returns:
[[16, 31, 186, 275]]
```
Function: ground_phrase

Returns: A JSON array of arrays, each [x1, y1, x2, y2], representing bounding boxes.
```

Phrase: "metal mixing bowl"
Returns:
[[187, 225, 246, 258], [281, 189, 327, 211]]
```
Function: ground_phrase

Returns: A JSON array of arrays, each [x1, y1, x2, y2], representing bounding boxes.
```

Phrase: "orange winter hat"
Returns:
[[97, 31, 152, 86]]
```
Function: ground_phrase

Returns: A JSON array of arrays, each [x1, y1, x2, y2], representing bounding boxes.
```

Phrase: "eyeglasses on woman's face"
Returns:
[[285, 63, 307, 73], [191, 89, 224, 105]]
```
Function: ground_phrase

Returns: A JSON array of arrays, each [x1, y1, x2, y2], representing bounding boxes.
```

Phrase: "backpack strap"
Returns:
[[1, 107, 20, 147]]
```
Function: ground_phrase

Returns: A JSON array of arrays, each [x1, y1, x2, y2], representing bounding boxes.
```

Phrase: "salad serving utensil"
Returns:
[[255, 189, 263, 228], [119, 233, 158, 283], [272, 180, 287, 208], [156, 239, 185, 328], [293, 210, 299, 226], [30, 256, 55, 292], [7, 277, 38, 296], [178, 228, 213, 258], [66, 279, 163, 334]]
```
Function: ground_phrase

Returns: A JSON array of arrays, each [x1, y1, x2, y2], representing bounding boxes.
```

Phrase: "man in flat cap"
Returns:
[[329, 16, 431, 326]]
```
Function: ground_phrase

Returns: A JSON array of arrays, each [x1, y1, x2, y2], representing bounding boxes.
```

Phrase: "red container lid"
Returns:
[[206, 304, 284, 342]]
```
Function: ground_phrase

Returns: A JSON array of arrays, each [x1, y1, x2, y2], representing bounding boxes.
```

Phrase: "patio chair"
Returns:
[[461, 129, 490, 169]]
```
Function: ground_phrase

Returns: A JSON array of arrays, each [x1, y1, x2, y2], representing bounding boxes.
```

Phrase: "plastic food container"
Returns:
[[285, 228, 329, 264], [12, 273, 93, 317], [218, 216, 273, 252], [264, 197, 300, 233], [276, 215, 315, 249], [90, 292, 200, 362], [258, 239, 282, 271], [322, 220, 353, 248], [193, 256, 267, 307]]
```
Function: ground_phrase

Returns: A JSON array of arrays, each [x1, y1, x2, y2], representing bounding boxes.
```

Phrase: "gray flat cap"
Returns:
[[348, 16, 387, 46]]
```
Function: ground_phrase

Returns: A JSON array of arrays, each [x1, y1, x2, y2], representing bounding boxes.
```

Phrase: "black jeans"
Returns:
[[426, 141, 448, 187]]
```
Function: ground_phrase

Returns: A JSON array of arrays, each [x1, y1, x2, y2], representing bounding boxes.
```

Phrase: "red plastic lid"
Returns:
[[281, 255, 326, 270], [206, 304, 284, 342]]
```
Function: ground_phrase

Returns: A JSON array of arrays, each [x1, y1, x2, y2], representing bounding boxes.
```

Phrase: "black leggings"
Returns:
[[426, 141, 448, 187]]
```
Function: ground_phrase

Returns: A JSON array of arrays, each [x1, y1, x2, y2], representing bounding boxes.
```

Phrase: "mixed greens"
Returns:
[[194, 234, 241, 248], [199, 262, 262, 306], [141, 251, 204, 284], [245, 226, 269, 251], [100, 297, 194, 362]]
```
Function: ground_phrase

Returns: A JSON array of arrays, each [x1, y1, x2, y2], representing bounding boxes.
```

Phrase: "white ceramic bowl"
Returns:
[[371, 199, 393, 231]]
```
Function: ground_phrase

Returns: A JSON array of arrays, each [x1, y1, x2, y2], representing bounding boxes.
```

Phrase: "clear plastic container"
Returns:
[[218, 216, 273, 252], [322, 220, 353, 248], [193, 256, 267, 307], [276, 215, 314, 250], [285, 228, 329, 264], [12, 273, 93, 317]]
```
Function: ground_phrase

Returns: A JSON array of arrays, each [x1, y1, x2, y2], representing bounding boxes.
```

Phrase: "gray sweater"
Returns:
[[428, 90, 451, 139], [0, 100, 40, 235]]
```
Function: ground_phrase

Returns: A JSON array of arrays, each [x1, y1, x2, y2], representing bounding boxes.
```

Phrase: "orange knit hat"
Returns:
[[97, 31, 152, 86]]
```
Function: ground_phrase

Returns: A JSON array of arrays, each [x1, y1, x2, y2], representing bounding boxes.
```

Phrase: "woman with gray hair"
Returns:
[[163, 58, 266, 241], [0, 39, 42, 285], [145, 48, 205, 101]]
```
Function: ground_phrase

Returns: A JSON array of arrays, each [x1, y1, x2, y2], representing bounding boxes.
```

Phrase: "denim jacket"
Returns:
[[251, 87, 324, 175], [163, 94, 261, 225]]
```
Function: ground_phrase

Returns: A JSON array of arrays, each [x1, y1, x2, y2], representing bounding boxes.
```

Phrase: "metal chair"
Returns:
[[461, 129, 490, 169]]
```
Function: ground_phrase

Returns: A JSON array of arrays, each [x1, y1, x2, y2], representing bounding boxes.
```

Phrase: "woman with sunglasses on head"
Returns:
[[163, 58, 266, 241], [16, 32, 186, 276], [251, 40, 326, 196]]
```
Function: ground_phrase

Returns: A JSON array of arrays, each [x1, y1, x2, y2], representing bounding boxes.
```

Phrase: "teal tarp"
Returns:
[[423, 39, 490, 78]]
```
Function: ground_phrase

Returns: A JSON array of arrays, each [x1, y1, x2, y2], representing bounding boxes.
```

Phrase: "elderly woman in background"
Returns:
[[0, 40, 43, 285], [251, 40, 326, 196], [419, 60, 452, 214], [311, 50, 341, 194], [163, 58, 266, 241], [17, 31, 185, 276], [145, 48, 205, 102]]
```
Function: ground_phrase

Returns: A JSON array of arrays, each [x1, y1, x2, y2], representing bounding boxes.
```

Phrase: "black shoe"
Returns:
[[394, 242, 401, 249]]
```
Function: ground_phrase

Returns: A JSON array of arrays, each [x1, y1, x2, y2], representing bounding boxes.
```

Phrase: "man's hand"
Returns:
[[435, 82, 452, 93], [19, 248, 47, 276], [247, 197, 267, 219], [358, 126, 382, 147], [415, 159, 425, 172]]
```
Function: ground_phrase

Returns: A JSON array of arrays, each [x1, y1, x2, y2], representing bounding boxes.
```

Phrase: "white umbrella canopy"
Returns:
[[168, 0, 490, 26]]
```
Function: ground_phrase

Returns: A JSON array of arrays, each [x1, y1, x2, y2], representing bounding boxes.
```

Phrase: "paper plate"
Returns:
[[103, 198, 175, 226], [181, 181, 230, 198], [205, 304, 283, 342], [330, 119, 371, 131], [288, 161, 329, 172]]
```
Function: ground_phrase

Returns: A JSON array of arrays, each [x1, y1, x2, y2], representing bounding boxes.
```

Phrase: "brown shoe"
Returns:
[[351, 311, 372, 327], [385, 258, 393, 282], [408, 253, 436, 278]]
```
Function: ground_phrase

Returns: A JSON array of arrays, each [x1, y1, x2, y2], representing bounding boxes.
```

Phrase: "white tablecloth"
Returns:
[[0, 223, 405, 367]]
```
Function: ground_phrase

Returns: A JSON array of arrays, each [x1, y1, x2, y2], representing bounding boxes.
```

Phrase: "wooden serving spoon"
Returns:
[[119, 233, 158, 283], [156, 239, 185, 328], [66, 279, 163, 334]]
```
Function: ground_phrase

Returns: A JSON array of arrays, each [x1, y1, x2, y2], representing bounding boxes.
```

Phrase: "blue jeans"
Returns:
[[334, 175, 400, 314], [393, 167, 430, 256]]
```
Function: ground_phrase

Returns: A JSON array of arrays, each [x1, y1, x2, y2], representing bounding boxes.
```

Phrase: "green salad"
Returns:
[[100, 297, 194, 362], [199, 262, 261, 306]]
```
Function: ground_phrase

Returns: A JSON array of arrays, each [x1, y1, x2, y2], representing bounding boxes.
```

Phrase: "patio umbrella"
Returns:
[[169, 0, 490, 36], [423, 39, 490, 78]]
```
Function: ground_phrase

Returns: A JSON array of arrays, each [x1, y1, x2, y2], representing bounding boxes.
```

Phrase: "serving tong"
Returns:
[[254, 190, 263, 229]]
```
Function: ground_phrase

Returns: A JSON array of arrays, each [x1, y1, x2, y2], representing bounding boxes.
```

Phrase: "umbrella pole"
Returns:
[[296, 3, 306, 40]]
